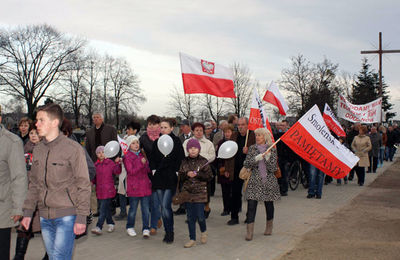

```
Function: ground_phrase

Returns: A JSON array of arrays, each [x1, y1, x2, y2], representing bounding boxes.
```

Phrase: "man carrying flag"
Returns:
[[180, 52, 236, 98]]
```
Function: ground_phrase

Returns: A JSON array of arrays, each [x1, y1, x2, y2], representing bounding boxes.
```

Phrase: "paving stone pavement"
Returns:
[[11, 156, 398, 260]]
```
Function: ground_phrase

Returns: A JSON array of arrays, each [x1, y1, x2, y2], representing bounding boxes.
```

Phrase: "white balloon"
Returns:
[[217, 141, 238, 159], [104, 140, 120, 158], [158, 134, 174, 156]]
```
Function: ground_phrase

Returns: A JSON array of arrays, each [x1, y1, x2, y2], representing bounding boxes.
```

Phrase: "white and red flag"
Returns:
[[248, 89, 273, 135], [322, 103, 346, 137], [262, 81, 289, 116], [118, 136, 129, 155], [280, 105, 359, 179], [180, 52, 236, 98]]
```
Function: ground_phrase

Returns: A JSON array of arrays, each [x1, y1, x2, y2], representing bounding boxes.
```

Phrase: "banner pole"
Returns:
[[264, 137, 281, 155], [244, 129, 249, 147]]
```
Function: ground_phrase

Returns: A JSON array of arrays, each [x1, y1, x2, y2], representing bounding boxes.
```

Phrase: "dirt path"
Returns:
[[279, 159, 400, 260]]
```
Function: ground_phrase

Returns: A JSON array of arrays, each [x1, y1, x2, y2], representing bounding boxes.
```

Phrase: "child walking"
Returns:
[[178, 139, 213, 248], [91, 146, 122, 235], [123, 136, 152, 238]]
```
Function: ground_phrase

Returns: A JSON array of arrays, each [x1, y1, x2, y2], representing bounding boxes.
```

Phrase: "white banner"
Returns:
[[337, 95, 382, 123]]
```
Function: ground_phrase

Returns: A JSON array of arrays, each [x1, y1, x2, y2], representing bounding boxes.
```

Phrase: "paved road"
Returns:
[[12, 155, 398, 260]]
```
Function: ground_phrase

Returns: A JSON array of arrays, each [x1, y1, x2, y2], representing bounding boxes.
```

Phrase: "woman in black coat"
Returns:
[[149, 118, 185, 244]]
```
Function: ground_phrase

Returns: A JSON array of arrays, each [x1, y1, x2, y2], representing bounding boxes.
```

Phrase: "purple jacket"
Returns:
[[94, 159, 121, 199], [123, 150, 152, 197]]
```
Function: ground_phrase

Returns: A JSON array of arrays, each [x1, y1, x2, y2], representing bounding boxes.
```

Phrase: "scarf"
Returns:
[[147, 126, 161, 141], [256, 144, 269, 183]]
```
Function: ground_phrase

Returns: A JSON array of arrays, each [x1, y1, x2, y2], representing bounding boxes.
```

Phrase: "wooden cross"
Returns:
[[361, 32, 400, 97]]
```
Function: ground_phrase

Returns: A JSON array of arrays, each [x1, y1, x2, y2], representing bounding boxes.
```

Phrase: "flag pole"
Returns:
[[264, 137, 281, 155], [244, 129, 249, 147]]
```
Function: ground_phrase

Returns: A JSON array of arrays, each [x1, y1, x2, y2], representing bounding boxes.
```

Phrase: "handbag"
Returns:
[[172, 174, 190, 205], [274, 166, 282, 178], [239, 167, 251, 192]]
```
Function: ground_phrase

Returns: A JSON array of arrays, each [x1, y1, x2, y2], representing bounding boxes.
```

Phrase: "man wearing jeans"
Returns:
[[22, 103, 91, 259], [0, 105, 28, 259], [307, 164, 325, 199]]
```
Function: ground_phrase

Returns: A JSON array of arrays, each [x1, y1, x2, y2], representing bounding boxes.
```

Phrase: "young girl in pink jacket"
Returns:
[[123, 136, 152, 238], [91, 146, 121, 235]]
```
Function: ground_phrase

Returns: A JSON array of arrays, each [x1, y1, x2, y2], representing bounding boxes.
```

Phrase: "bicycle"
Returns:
[[288, 160, 309, 190]]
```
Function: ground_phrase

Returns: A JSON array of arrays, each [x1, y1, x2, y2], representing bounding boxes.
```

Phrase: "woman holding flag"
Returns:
[[242, 128, 280, 241]]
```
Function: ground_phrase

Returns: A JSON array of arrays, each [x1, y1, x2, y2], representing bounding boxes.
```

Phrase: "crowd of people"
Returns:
[[1, 103, 400, 259]]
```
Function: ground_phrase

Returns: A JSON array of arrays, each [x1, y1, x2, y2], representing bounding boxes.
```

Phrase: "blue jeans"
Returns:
[[156, 189, 174, 233], [119, 194, 127, 215], [308, 165, 325, 196], [97, 198, 114, 229], [40, 215, 76, 260], [378, 146, 385, 165], [150, 191, 161, 230], [126, 196, 151, 230], [185, 202, 206, 240]]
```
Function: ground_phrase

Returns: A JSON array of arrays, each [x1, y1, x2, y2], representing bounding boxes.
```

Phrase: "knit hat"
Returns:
[[126, 135, 139, 148], [186, 138, 201, 152], [95, 146, 105, 154]]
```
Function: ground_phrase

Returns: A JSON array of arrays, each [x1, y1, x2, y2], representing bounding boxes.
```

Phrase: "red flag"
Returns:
[[180, 53, 236, 98], [322, 103, 346, 137], [280, 105, 358, 179], [263, 81, 289, 116], [248, 89, 273, 136]]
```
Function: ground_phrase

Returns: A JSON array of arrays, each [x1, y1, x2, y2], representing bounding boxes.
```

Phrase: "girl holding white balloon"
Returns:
[[149, 118, 185, 244]]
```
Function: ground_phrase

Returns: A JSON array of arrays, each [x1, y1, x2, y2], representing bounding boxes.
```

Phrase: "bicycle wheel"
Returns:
[[288, 161, 300, 190], [300, 164, 309, 189]]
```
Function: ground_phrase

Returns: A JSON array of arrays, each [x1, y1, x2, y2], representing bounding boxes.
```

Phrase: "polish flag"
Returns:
[[180, 52, 236, 98], [280, 105, 358, 179], [263, 81, 289, 116], [322, 103, 346, 137], [248, 89, 273, 135]]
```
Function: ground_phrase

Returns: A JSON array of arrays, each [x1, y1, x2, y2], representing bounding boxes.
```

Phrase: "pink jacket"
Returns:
[[93, 159, 121, 199], [123, 150, 152, 197]]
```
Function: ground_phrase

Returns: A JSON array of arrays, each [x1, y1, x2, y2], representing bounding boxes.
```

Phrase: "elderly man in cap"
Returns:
[[0, 105, 28, 259]]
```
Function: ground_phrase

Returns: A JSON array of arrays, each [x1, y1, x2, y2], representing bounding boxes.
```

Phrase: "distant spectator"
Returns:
[[18, 117, 32, 145]]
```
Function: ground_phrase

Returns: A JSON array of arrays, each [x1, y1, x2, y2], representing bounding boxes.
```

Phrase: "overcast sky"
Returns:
[[1, 0, 400, 119]]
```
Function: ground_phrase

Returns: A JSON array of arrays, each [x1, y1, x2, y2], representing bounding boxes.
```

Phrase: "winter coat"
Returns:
[[0, 125, 28, 228], [93, 159, 122, 199], [178, 155, 213, 203], [123, 150, 152, 197], [351, 135, 372, 167], [368, 132, 382, 157], [215, 138, 235, 183], [243, 144, 280, 202], [183, 136, 216, 163], [139, 132, 156, 159], [150, 133, 185, 190], [86, 123, 118, 162], [23, 134, 90, 225]]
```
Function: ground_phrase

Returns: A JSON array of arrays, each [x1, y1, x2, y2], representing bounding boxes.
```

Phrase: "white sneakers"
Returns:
[[107, 224, 115, 233], [91, 226, 102, 235], [127, 228, 137, 237], [143, 229, 150, 238]]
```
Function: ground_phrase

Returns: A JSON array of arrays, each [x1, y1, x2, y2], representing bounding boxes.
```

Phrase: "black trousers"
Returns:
[[220, 182, 232, 212], [246, 200, 274, 223], [0, 227, 11, 260], [368, 156, 378, 173], [230, 178, 243, 220], [278, 160, 289, 194]]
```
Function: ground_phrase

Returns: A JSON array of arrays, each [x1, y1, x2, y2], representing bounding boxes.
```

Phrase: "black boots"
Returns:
[[13, 237, 30, 260], [163, 232, 174, 244]]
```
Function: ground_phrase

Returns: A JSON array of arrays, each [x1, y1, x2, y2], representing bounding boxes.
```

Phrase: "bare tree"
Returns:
[[83, 52, 101, 126], [230, 62, 253, 117], [101, 55, 113, 122], [0, 24, 85, 118], [168, 85, 198, 120], [200, 94, 227, 124], [280, 54, 314, 116], [108, 57, 144, 129], [60, 52, 87, 126]]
